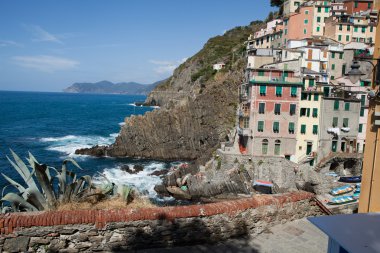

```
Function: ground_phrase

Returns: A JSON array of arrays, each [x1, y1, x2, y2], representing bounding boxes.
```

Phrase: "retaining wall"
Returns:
[[0, 191, 321, 252]]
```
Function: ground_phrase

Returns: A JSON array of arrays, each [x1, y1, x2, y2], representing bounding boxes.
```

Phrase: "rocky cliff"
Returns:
[[76, 21, 263, 163]]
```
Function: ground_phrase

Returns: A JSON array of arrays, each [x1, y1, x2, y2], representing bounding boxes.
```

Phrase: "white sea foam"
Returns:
[[40, 133, 118, 156], [93, 162, 171, 199], [118, 122, 126, 126]]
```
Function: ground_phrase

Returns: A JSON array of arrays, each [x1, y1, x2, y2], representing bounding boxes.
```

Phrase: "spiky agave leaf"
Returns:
[[7, 150, 38, 190], [34, 162, 57, 209], [1, 192, 38, 212], [118, 185, 132, 202], [1, 173, 27, 193]]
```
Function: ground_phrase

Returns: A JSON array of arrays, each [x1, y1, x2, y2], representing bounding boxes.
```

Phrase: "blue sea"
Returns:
[[0, 91, 176, 200]]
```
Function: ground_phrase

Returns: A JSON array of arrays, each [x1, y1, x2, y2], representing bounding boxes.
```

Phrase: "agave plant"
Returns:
[[1, 150, 94, 212]]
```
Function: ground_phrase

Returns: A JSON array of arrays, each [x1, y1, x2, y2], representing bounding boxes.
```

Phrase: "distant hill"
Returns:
[[63, 80, 163, 95]]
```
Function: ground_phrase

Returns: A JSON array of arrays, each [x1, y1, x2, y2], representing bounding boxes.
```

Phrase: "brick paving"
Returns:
[[135, 218, 328, 253]]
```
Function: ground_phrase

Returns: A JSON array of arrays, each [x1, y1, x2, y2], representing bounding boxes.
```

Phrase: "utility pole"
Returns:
[[359, 0, 380, 213]]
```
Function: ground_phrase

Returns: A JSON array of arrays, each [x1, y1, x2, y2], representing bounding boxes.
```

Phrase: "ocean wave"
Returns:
[[40, 133, 118, 156], [118, 122, 126, 126], [93, 161, 171, 199]]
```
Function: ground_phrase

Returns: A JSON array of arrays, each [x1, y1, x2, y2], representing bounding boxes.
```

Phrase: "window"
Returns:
[[276, 86, 283, 96], [368, 2, 372, 8], [300, 108, 307, 116], [258, 121, 264, 132], [339, 24, 343, 31], [313, 125, 318, 135], [370, 26, 374, 32], [301, 124, 306, 134], [342, 64, 346, 75], [312, 108, 318, 118], [307, 108, 310, 117], [332, 140, 338, 152], [273, 121, 280, 133], [260, 85, 266, 96], [334, 100, 339, 110], [333, 117, 338, 127], [362, 27, 366, 33], [291, 86, 297, 97], [289, 122, 295, 134], [332, 64, 335, 70], [274, 104, 281, 115], [262, 139, 268, 155], [274, 140, 281, 155], [301, 93, 308, 100], [258, 71, 264, 76], [325, 7, 329, 13], [354, 2, 358, 8], [331, 52, 335, 58], [284, 29, 288, 35], [305, 10, 309, 15], [361, 95, 366, 106], [331, 76, 335, 80], [346, 35, 350, 42], [354, 27, 358, 32], [343, 118, 349, 128], [318, 7, 322, 13], [347, 25, 351, 31], [359, 124, 363, 133], [360, 107, 365, 117], [317, 17, 321, 22], [304, 29, 307, 35], [317, 27, 320, 32], [290, 104, 296, 116], [338, 35, 342, 41], [309, 79, 315, 87], [304, 19, 309, 24], [259, 103, 265, 114], [345, 102, 350, 111], [314, 94, 319, 101]]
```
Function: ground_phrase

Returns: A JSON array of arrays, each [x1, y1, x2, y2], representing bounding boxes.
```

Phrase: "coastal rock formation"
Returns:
[[75, 22, 264, 163]]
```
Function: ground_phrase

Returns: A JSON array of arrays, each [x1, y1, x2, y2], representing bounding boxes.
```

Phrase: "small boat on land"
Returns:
[[328, 195, 357, 205], [330, 185, 354, 196], [253, 180, 273, 194], [338, 176, 362, 183]]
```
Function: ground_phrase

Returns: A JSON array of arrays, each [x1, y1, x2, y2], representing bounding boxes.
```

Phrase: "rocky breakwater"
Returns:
[[75, 22, 264, 164]]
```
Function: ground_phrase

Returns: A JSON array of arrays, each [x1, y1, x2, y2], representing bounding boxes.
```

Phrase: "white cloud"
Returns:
[[149, 58, 188, 74], [25, 25, 64, 44], [12, 55, 79, 72], [0, 40, 23, 47]]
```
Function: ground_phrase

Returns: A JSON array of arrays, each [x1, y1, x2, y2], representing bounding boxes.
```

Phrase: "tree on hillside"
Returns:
[[270, 0, 284, 7]]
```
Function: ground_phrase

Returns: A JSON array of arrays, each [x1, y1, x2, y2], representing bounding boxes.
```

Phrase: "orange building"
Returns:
[[344, 0, 374, 14], [283, 5, 314, 44]]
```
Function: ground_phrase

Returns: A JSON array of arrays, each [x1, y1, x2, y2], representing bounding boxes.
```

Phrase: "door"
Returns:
[[332, 141, 338, 152], [306, 142, 313, 155]]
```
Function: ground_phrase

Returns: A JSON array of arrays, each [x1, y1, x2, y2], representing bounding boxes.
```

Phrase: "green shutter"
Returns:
[[317, 17, 321, 22], [324, 87, 330, 97], [360, 107, 365, 117], [306, 108, 310, 117], [346, 35, 350, 41], [301, 93, 308, 100], [333, 117, 338, 127], [290, 104, 296, 115], [334, 100, 339, 110], [318, 7, 321, 12], [314, 94, 319, 101], [354, 27, 358, 32], [276, 86, 282, 96], [332, 64, 335, 70], [325, 7, 329, 13], [291, 86, 297, 96], [258, 71, 264, 76], [275, 104, 281, 115], [331, 52, 335, 58], [361, 95, 366, 106], [313, 125, 318, 135], [260, 85, 266, 95], [258, 121, 264, 132], [273, 122, 280, 133], [345, 102, 350, 111], [262, 142, 268, 155], [343, 118, 349, 127], [359, 124, 363, 133], [309, 79, 315, 87], [313, 108, 318, 118], [289, 122, 295, 133], [338, 35, 342, 41], [301, 124, 306, 134]]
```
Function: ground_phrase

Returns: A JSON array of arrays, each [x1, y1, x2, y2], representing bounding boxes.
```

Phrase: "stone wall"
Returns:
[[0, 191, 321, 252]]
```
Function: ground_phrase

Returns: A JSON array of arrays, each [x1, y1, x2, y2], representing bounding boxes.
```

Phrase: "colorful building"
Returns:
[[343, 0, 374, 14]]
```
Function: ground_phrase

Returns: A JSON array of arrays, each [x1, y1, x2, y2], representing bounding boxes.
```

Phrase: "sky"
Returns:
[[0, 1, 276, 92]]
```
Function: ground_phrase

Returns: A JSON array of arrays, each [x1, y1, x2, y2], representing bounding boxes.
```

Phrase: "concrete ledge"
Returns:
[[0, 191, 314, 235]]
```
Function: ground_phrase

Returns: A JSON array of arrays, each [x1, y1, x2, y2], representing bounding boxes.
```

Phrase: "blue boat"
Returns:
[[330, 185, 354, 196], [338, 176, 362, 183], [328, 196, 357, 205]]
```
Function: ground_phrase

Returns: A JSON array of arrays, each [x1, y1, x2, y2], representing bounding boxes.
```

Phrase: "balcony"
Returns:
[[237, 126, 251, 136], [250, 76, 302, 85]]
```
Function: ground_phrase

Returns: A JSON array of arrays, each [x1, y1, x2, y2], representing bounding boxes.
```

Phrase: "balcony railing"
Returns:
[[250, 76, 302, 84]]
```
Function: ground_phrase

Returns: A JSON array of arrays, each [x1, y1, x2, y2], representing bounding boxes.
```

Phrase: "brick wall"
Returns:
[[0, 191, 321, 252]]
